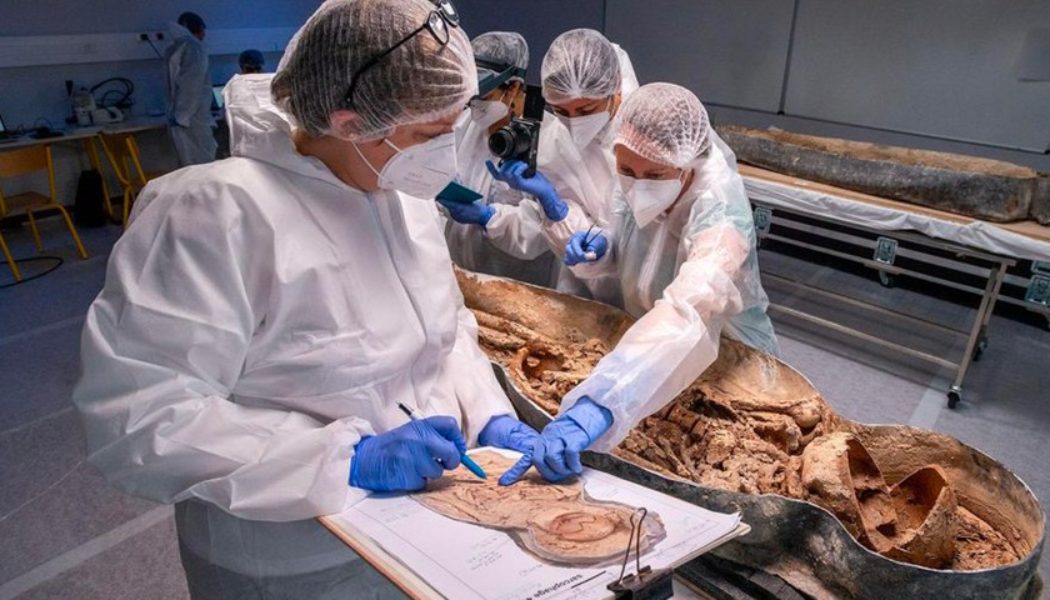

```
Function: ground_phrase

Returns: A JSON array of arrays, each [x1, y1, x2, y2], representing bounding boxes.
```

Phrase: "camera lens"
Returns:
[[488, 128, 516, 159]]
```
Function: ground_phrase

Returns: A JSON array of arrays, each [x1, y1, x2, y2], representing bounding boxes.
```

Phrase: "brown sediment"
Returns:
[[463, 277, 1026, 572], [411, 450, 665, 566]]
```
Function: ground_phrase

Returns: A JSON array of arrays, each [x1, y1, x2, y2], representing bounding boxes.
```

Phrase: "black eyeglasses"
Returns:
[[343, 0, 461, 109]]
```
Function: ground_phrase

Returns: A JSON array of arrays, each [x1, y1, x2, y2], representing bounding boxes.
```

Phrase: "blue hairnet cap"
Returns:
[[178, 12, 206, 34], [239, 49, 265, 68]]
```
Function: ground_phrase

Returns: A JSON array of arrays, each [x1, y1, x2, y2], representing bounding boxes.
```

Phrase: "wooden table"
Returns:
[[0, 117, 168, 218]]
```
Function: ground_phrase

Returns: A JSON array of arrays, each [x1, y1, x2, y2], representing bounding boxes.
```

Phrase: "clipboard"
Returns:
[[319, 449, 750, 600]]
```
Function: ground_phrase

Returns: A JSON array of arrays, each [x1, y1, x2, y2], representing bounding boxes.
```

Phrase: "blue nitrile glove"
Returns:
[[349, 416, 467, 492], [478, 415, 564, 485], [485, 160, 568, 221], [437, 196, 495, 227], [564, 231, 609, 266], [499, 397, 613, 485]]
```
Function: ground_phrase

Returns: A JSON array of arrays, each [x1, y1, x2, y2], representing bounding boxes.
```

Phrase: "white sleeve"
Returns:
[[441, 301, 516, 446], [540, 202, 594, 256], [560, 221, 750, 452], [74, 188, 373, 521], [483, 199, 553, 261]]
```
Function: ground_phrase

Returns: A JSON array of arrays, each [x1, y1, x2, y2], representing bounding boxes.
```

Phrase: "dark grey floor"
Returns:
[[0, 218, 1046, 599]]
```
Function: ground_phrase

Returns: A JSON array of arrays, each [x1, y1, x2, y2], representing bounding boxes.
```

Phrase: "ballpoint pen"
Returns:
[[397, 402, 487, 480]]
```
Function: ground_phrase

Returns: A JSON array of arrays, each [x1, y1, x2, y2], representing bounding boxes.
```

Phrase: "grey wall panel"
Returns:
[[604, 0, 795, 111], [0, 0, 319, 35], [785, 0, 1050, 152], [456, 0, 606, 85]]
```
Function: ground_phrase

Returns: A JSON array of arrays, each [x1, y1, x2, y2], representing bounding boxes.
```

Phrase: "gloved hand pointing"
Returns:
[[486, 160, 568, 222], [349, 416, 467, 492], [564, 231, 609, 266], [479, 414, 563, 485], [499, 397, 613, 485]]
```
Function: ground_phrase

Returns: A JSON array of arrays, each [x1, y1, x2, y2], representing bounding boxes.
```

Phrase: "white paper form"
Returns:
[[325, 449, 743, 600]]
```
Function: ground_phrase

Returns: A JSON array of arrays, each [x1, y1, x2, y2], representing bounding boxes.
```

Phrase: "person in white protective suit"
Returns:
[[75, 1, 552, 597], [166, 12, 218, 166], [437, 31, 558, 287], [498, 83, 778, 485], [484, 28, 638, 297]]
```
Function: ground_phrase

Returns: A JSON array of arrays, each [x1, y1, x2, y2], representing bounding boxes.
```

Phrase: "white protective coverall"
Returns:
[[166, 22, 217, 166], [443, 113, 558, 287], [535, 45, 638, 297], [563, 132, 778, 450], [75, 74, 513, 583]]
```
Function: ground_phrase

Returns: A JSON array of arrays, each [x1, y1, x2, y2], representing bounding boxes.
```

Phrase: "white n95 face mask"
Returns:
[[619, 173, 684, 228], [354, 132, 458, 199], [556, 100, 612, 150], [469, 92, 509, 130]]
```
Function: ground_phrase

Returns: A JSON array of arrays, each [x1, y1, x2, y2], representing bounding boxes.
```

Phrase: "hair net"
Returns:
[[239, 49, 265, 69], [473, 31, 528, 84], [271, 0, 477, 140], [614, 82, 711, 169], [177, 12, 206, 35], [541, 29, 620, 102]]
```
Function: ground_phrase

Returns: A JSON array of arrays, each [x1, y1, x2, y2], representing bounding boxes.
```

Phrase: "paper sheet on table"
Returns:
[[324, 448, 744, 600]]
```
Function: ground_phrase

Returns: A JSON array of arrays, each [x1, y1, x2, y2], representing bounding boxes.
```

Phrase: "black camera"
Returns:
[[488, 84, 545, 178]]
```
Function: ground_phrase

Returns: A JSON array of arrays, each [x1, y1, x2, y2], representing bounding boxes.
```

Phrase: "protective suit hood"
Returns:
[[225, 74, 344, 187]]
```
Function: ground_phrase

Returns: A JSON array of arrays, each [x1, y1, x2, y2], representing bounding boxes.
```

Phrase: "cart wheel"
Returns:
[[878, 272, 896, 288], [972, 338, 988, 362], [947, 389, 961, 409]]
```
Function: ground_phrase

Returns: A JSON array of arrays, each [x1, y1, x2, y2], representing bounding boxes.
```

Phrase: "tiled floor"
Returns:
[[0, 219, 1046, 598]]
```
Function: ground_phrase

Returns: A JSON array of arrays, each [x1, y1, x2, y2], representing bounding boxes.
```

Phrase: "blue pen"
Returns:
[[397, 402, 488, 480]]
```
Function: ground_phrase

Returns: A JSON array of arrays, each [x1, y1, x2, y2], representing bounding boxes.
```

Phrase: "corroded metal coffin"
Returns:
[[717, 125, 1039, 223], [1033, 174, 1050, 226], [458, 271, 1045, 600]]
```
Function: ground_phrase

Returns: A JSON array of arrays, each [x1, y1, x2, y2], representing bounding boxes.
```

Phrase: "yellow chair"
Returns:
[[97, 133, 166, 227], [0, 229, 19, 281], [0, 144, 88, 266]]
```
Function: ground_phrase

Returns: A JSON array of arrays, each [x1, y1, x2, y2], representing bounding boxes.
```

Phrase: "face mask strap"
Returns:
[[351, 140, 383, 178]]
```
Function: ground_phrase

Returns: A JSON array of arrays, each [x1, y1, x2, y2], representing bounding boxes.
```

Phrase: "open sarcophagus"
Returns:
[[457, 270, 1045, 600]]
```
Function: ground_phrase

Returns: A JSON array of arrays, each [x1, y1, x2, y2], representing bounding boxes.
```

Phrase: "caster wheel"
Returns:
[[879, 272, 896, 288], [947, 390, 961, 409]]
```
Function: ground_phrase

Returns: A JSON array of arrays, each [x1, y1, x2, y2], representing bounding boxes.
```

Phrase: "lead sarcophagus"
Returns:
[[458, 270, 1045, 599], [717, 125, 1040, 223]]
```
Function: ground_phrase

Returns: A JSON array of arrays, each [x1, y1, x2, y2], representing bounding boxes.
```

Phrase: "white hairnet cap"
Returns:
[[473, 31, 528, 83], [272, 0, 477, 140], [615, 82, 711, 169], [541, 28, 621, 102]]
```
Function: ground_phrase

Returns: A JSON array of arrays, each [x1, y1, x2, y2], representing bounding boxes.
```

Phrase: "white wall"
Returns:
[[785, 0, 1050, 152], [602, 0, 1050, 171], [0, 1, 318, 202]]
